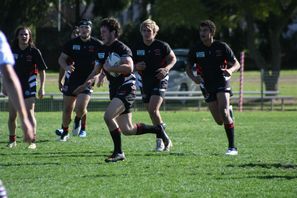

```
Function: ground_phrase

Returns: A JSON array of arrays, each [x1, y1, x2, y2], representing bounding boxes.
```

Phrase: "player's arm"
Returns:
[[156, 50, 176, 80], [104, 56, 133, 75], [38, 69, 46, 99], [1, 65, 34, 143], [222, 58, 240, 77], [58, 52, 74, 72], [58, 67, 65, 91], [72, 63, 102, 95], [186, 62, 203, 84]]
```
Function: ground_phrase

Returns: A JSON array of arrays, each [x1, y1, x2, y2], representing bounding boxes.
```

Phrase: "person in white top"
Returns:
[[0, 31, 34, 144]]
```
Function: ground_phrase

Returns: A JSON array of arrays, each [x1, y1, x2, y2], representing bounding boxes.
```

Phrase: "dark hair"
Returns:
[[79, 19, 92, 27], [100, 17, 121, 38], [200, 20, 216, 35], [12, 26, 35, 48]]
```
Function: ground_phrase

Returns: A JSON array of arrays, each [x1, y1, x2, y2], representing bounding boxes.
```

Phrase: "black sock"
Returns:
[[136, 123, 158, 135], [110, 128, 122, 154], [81, 115, 86, 130], [156, 123, 166, 138], [224, 123, 235, 148], [74, 116, 81, 127], [62, 125, 69, 136]]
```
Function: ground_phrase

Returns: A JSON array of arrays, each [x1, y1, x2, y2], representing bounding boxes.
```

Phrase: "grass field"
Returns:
[[0, 111, 296, 197]]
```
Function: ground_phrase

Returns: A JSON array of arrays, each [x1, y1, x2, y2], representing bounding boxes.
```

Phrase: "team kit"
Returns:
[[5, 18, 240, 162]]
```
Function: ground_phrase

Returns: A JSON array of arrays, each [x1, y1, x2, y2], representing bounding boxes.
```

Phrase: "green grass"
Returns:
[[0, 111, 296, 197], [45, 70, 297, 96]]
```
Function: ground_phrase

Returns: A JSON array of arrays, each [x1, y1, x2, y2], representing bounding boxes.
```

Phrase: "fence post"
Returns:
[[239, 51, 245, 112], [260, 69, 264, 110]]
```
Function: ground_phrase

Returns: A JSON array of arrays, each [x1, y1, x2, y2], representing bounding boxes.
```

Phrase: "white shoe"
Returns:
[[155, 138, 165, 152], [7, 141, 17, 148], [105, 152, 126, 163], [72, 120, 81, 136], [164, 139, 173, 151], [28, 143, 37, 149], [225, 147, 238, 155], [60, 134, 69, 142]]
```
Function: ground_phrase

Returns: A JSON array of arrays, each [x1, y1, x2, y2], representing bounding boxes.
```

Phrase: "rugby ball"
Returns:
[[107, 52, 121, 77]]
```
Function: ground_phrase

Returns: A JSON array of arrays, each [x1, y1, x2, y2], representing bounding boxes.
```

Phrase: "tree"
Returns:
[[151, 0, 297, 93], [240, 0, 297, 93], [0, 0, 53, 39]]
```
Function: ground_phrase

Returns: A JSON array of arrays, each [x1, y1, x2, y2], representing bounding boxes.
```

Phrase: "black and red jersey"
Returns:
[[188, 40, 236, 92], [97, 40, 135, 94], [62, 36, 103, 87], [132, 39, 171, 84], [12, 45, 47, 97]]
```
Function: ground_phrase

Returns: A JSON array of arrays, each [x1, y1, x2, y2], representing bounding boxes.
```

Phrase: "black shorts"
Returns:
[[62, 84, 93, 97], [141, 78, 168, 103], [110, 84, 136, 114], [23, 89, 36, 99], [200, 83, 233, 103]]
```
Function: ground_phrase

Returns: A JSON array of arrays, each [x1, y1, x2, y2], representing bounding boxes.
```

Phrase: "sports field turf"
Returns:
[[0, 111, 296, 197]]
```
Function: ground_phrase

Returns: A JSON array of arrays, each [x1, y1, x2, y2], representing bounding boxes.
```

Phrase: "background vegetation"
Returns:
[[1, 0, 297, 93]]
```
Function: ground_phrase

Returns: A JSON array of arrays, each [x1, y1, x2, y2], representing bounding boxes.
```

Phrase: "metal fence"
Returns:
[[0, 91, 296, 112]]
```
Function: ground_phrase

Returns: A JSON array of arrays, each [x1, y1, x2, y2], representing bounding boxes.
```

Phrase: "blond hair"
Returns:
[[140, 19, 159, 34]]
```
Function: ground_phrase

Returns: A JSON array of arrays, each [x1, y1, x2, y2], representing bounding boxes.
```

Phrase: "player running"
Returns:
[[74, 17, 172, 162], [186, 20, 240, 155], [56, 19, 103, 141], [132, 19, 176, 151]]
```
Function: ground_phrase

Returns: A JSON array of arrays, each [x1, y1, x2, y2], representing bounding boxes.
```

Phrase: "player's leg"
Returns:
[[73, 93, 90, 137], [104, 98, 126, 162], [7, 100, 17, 148], [81, 114, 87, 135], [216, 92, 237, 155], [59, 95, 76, 141], [24, 97, 37, 149], [208, 101, 224, 125], [148, 95, 169, 151]]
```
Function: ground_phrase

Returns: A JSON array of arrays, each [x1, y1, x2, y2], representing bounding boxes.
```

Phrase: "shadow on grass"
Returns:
[[227, 163, 297, 169], [0, 150, 107, 158], [225, 163, 297, 180], [0, 162, 61, 167]]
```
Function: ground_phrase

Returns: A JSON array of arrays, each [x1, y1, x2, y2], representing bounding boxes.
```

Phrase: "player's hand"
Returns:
[[38, 88, 45, 99], [135, 61, 146, 71], [222, 68, 232, 77], [155, 68, 169, 80], [65, 64, 75, 72]]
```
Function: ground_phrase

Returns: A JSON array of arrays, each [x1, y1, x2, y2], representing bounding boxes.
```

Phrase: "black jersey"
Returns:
[[12, 45, 47, 97], [132, 39, 171, 84], [188, 40, 236, 92], [62, 36, 103, 87], [97, 40, 135, 93]]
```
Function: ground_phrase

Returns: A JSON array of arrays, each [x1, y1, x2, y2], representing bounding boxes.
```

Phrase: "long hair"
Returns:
[[12, 26, 35, 48]]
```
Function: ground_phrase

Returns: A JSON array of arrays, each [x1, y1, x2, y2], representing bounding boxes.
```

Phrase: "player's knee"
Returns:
[[121, 125, 135, 136], [103, 112, 112, 125]]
